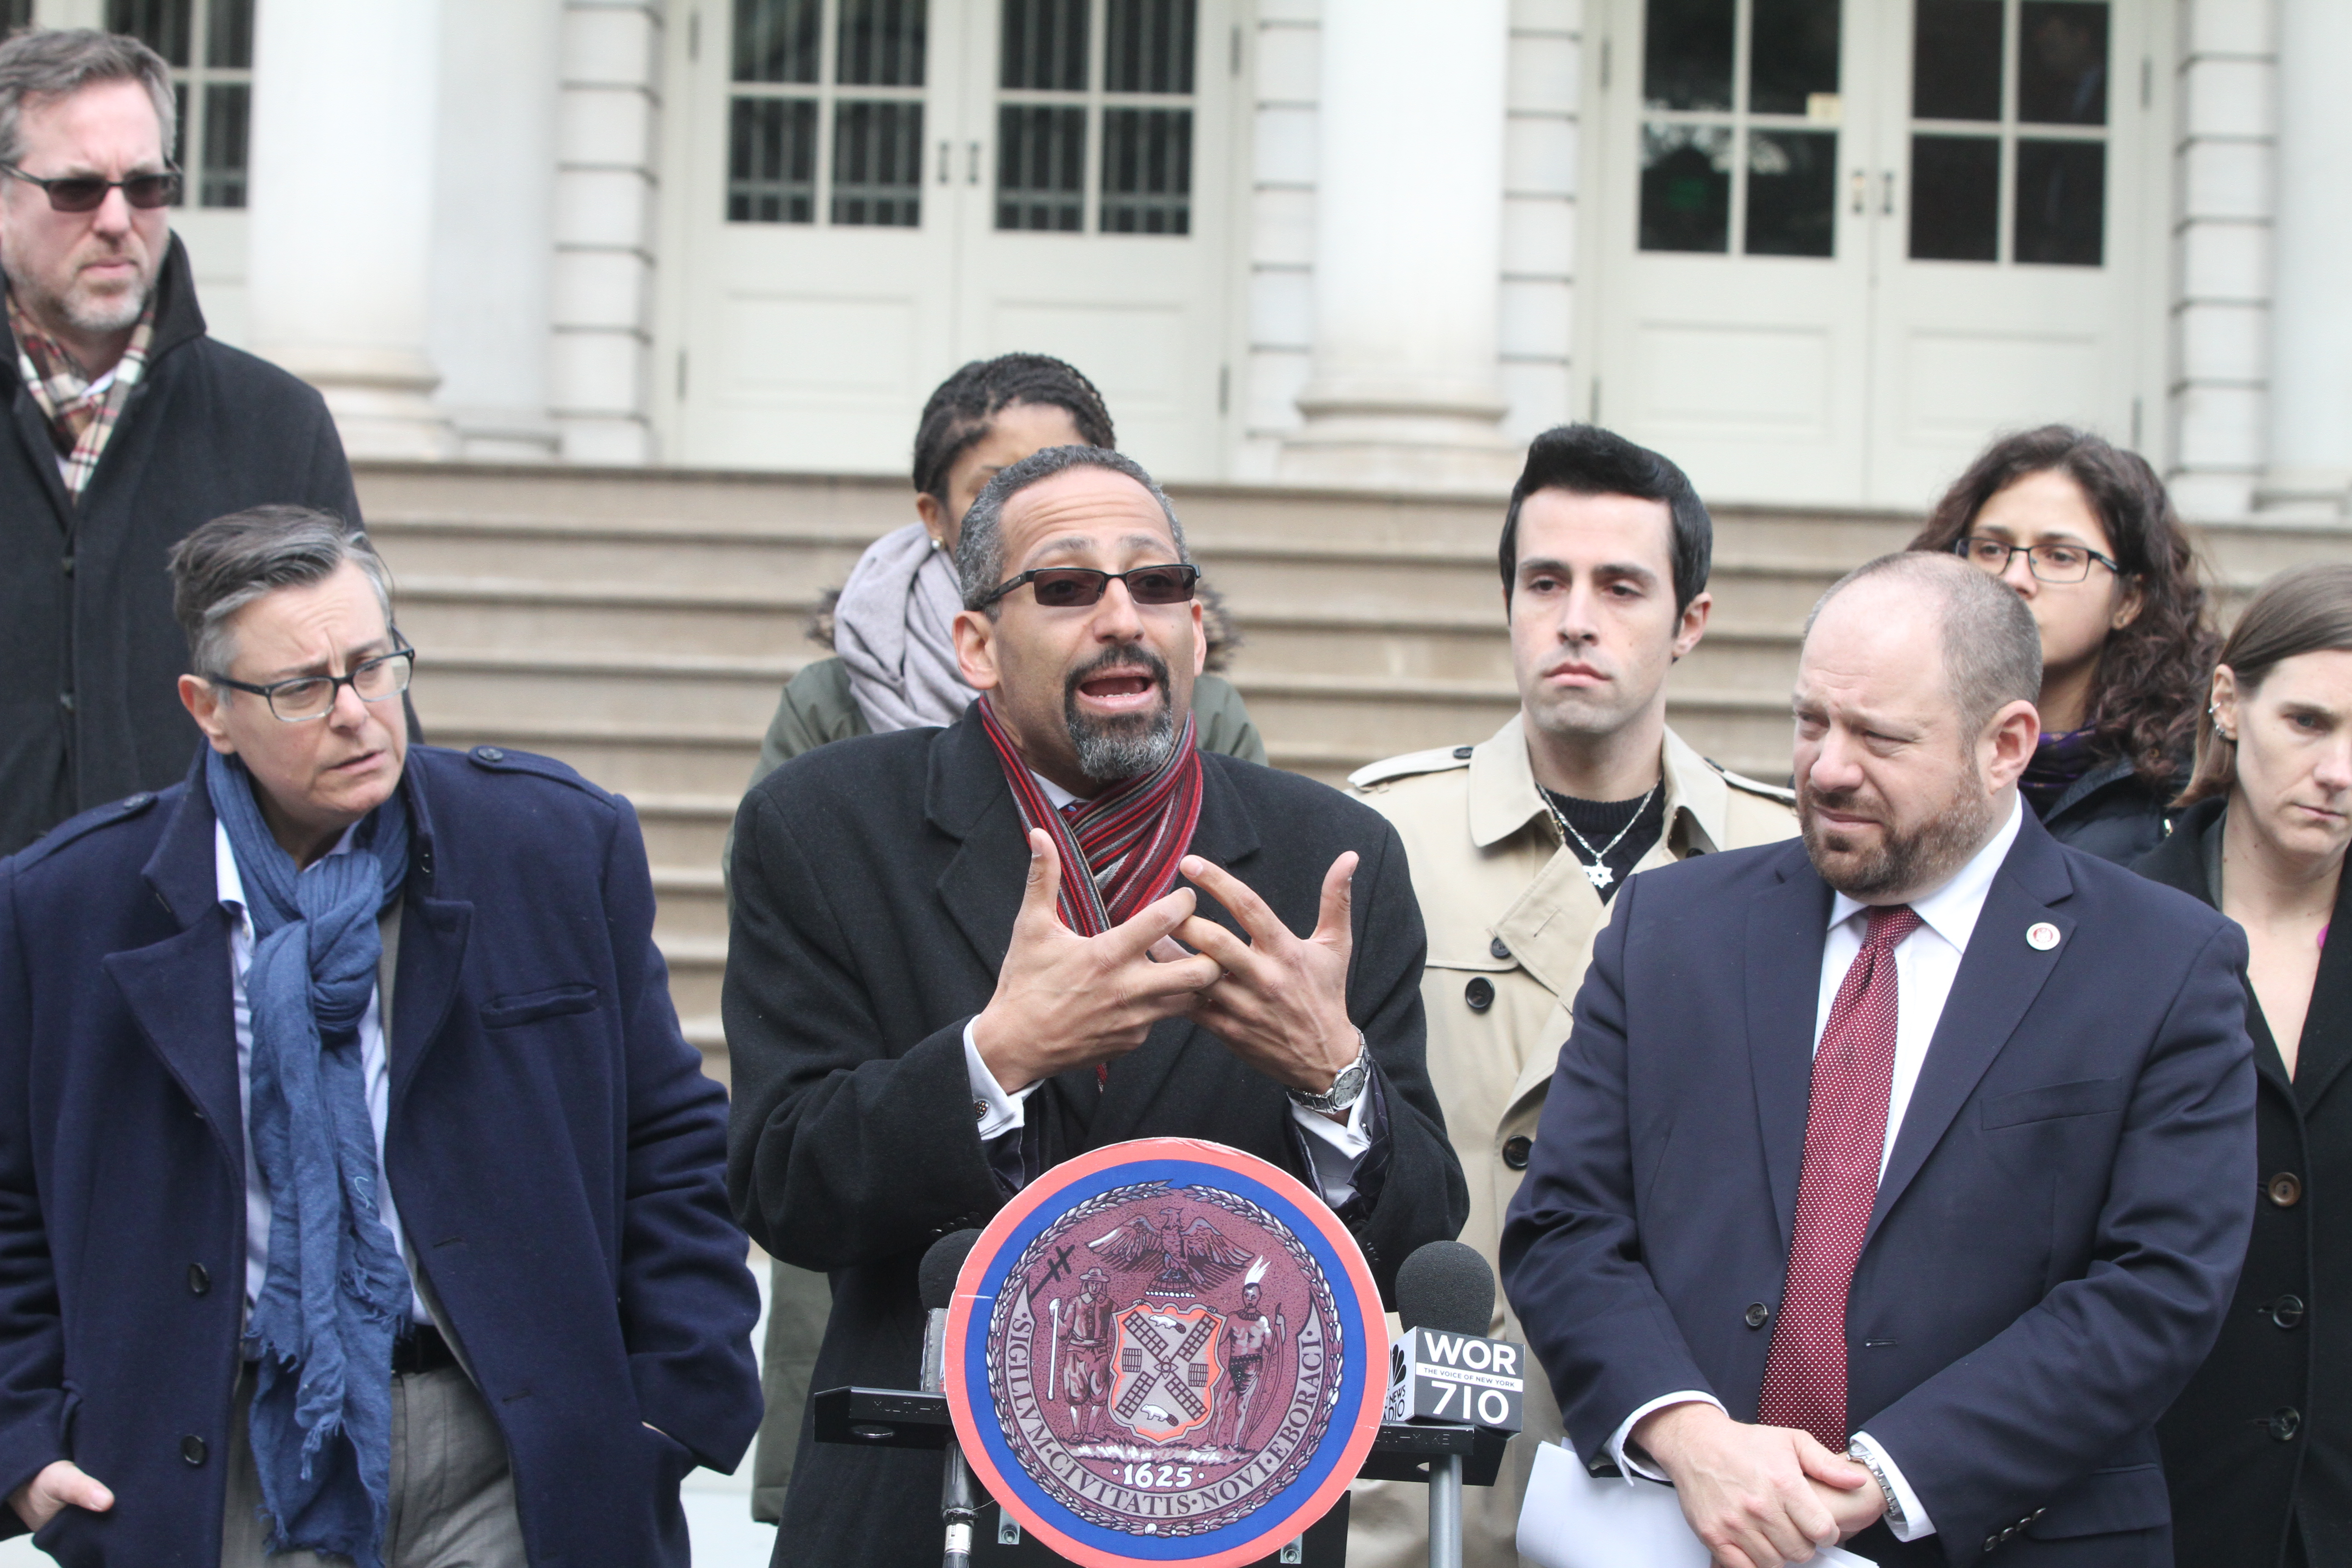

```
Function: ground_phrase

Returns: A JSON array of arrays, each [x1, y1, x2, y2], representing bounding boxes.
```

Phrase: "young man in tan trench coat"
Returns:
[[1347, 425, 1796, 1568]]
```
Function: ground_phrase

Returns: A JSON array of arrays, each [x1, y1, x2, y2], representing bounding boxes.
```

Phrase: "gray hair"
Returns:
[[0, 30, 176, 170], [1807, 551, 2043, 734], [956, 445, 1191, 614], [167, 506, 395, 681]]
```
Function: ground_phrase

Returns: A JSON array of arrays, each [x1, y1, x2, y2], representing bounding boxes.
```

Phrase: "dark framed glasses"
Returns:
[[1, 163, 180, 212], [977, 563, 1201, 610], [208, 642, 416, 723], [1953, 536, 2121, 585]]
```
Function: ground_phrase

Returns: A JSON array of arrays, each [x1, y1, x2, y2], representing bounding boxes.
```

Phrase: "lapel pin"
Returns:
[[2026, 921, 2061, 951]]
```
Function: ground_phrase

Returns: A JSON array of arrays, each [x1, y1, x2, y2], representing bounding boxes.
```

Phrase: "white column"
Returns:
[[1279, 0, 1516, 492], [247, 0, 453, 461], [429, 0, 563, 461], [2259, 0, 2352, 515]]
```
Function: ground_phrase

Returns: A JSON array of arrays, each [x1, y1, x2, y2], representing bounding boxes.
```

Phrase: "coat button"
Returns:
[[1501, 1135, 1532, 1170], [181, 1435, 207, 1466], [2267, 1172, 2303, 1207], [2266, 1294, 2307, 1329], [1464, 977, 1494, 1013], [2269, 1407, 2303, 1441], [186, 1263, 210, 1296], [1489, 936, 1511, 961], [1452, 746, 1474, 760], [472, 745, 505, 763], [1743, 1302, 1771, 1329]]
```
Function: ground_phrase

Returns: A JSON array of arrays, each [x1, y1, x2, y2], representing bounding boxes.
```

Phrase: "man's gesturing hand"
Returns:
[[1633, 1403, 1879, 1568], [971, 830, 1223, 1094], [8, 1460, 113, 1530], [1170, 852, 1361, 1102]]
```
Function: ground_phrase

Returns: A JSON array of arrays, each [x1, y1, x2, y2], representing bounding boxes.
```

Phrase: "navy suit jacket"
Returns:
[[0, 745, 763, 1567], [1500, 811, 2255, 1567]]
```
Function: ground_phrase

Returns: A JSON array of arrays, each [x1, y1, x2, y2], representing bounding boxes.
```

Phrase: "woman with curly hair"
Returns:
[[1908, 425, 2217, 862]]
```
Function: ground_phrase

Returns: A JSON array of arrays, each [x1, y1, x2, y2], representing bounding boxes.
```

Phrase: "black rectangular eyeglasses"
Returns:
[[208, 643, 416, 722], [1953, 536, 2120, 585], [976, 564, 1201, 610], [1, 164, 180, 212]]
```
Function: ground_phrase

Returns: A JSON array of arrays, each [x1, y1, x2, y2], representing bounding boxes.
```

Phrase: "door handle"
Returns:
[[1881, 170, 1897, 215], [968, 141, 981, 185], [1850, 169, 1866, 214], [938, 141, 950, 183]]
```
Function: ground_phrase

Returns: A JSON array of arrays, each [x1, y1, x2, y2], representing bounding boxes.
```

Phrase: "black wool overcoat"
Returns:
[[2142, 797, 2352, 1567], [0, 235, 359, 856], [724, 714, 1470, 1567]]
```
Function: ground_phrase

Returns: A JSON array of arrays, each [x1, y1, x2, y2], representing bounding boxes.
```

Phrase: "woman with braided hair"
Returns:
[[739, 356, 1264, 1526]]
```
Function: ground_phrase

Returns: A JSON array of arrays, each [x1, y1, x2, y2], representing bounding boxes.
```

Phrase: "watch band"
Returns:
[[1286, 1032, 1370, 1114], [1847, 1441, 1906, 1530]]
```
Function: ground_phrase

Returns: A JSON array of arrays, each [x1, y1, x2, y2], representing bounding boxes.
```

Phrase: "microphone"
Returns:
[[921, 1230, 983, 1568], [1390, 1242, 1527, 1568]]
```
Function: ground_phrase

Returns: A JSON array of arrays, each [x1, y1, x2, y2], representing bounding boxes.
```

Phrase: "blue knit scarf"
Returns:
[[207, 751, 413, 1568]]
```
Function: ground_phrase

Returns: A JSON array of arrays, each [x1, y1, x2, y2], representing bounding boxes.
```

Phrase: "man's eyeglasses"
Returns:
[[976, 564, 1201, 611], [1953, 536, 2121, 585], [0, 163, 179, 213], [208, 643, 416, 722]]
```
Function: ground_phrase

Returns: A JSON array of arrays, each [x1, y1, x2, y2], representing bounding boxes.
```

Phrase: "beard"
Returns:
[[1798, 761, 2001, 901], [3, 243, 153, 349], [1064, 644, 1179, 782]]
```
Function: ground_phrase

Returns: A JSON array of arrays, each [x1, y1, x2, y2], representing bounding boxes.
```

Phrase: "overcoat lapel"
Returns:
[[1867, 822, 2074, 1243], [384, 762, 471, 1114], [1746, 848, 1834, 1252], [2290, 870, 2352, 1113], [928, 717, 1031, 977]]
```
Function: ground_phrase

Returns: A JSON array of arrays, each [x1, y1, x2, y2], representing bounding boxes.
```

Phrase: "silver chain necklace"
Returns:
[[1541, 781, 1660, 891]]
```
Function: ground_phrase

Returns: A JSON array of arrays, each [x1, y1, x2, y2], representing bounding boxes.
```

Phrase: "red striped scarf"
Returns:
[[975, 693, 1204, 938]]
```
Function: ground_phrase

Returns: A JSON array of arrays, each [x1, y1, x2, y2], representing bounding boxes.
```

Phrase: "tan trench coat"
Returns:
[[1343, 715, 1797, 1568]]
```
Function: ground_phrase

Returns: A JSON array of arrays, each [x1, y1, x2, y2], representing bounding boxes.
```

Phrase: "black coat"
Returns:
[[2038, 755, 2176, 865], [724, 715, 1469, 1567], [2141, 798, 2352, 1567], [0, 236, 359, 857]]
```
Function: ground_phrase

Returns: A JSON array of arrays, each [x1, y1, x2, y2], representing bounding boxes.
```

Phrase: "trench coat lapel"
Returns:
[[1747, 846, 1834, 1252], [1866, 818, 2074, 1244], [105, 777, 241, 1174]]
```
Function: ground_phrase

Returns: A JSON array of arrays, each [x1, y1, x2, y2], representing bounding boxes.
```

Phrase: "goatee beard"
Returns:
[[1064, 645, 1178, 782], [1799, 771, 1999, 901]]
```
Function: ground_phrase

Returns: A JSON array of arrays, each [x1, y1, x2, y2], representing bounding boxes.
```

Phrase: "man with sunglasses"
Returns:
[[0, 29, 359, 858], [0, 505, 762, 1563], [724, 444, 1468, 1566]]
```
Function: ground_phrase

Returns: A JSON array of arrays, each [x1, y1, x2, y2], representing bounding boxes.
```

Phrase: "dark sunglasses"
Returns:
[[976, 563, 1201, 610], [1, 163, 180, 212]]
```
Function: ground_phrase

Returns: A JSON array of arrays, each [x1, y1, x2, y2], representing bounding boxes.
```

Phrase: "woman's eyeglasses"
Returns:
[[1, 164, 180, 213], [976, 564, 1201, 610], [1953, 536, 2121, 585]]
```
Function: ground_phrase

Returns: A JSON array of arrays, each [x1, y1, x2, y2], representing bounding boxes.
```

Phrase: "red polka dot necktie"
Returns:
[[1756, 903, 1921, 1451]]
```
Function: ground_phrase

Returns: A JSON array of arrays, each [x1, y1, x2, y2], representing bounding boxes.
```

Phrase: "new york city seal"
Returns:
[[945, 1138, 1387, 1568]]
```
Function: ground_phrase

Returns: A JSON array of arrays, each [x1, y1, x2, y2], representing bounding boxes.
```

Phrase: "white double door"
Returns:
[[1589, 0, 2161, 509], [663, 0, 1237, 480]]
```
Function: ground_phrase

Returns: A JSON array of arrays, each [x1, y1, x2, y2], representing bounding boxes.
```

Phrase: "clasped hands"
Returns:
[[970, 831, 1362, 1112], [1632, 1402, 1884, 1568]]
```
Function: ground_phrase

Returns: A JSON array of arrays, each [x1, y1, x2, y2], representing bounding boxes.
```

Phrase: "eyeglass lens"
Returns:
[[1027, 566, 1197, 608], [39, 172, 178, 213], [269, 654, 412, 718], [1959, 537, 2096, 583]]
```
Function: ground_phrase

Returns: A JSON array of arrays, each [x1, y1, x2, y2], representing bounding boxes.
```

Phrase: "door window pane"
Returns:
[[199, 81, 246, 207], [729, 97, 817, 222], [1640, 124, 1731, 253], [2018, 2, 2107, 125], [1002, 0, 1088, 91], [734, 0, 820, 84], [2014, 139, 2103, 264], [1909, 135, 1999, 260], [1106, 0, 1195, 95], [109, 0, 191, 66], [1913, 0, 2002, 121], [997, 104, 1085, 231], [1101, 107, 1190, 233], [205, 0, 251, 68], [1643, 0, 1733, 112], [1, 0, 29, 32], [832, 100, 922, 225], [113, 0, 250, 210], [1746, 130, 1835, 256], [1750, 0, 1840, 116], [837, 0, 925, 87]]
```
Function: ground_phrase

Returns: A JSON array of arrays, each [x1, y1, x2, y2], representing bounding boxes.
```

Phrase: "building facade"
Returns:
[[34, 0, 2342, 519]]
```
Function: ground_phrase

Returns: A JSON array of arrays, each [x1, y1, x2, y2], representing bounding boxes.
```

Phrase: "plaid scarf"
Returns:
[[8, 287, 153, 498], [976, 694, 1204, 938]]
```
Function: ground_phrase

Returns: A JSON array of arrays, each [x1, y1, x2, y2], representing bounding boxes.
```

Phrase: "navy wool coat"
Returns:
[[0, 745, 763, 1566]]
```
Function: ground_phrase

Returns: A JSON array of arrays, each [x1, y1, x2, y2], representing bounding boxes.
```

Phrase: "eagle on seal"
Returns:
[[1089, 1205, 1255, 1295]]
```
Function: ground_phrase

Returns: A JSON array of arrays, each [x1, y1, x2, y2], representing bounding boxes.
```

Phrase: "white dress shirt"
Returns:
[[218, 819, 431, 1323], [960, 767, 1373, 1206], [1608, 799, 2027, 1543]]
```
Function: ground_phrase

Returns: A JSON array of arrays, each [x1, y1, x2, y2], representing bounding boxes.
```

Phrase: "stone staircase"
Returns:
[[354, 461, 2352, 1086]]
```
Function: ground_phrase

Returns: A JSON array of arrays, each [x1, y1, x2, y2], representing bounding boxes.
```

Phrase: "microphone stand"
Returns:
[[941, 1444, 979, 1568], [1426, 1451, 1462, 1568]]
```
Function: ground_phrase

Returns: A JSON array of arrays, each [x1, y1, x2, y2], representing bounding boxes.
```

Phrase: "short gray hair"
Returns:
[[167, 506, 395, 681], [1808, 551, 2043, 734], [0, 29, 176, 170], [956, 445, 1191, 614]]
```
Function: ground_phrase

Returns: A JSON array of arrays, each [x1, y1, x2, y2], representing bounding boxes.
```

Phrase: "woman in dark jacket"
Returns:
[[1911, 426, 2216, 862], [2138, 564, 2352, 1568]]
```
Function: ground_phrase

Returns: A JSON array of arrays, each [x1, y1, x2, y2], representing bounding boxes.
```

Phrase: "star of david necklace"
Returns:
[[1541, 780, 1660, 891]]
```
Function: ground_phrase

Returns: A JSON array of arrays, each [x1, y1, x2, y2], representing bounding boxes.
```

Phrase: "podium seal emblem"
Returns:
[[944, 1138, 1387, 1567]]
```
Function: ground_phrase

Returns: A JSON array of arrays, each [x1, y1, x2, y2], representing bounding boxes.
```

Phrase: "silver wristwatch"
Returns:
[[1847, 1441, 1906, 1530], [1287, 1033, 1372, 1115]]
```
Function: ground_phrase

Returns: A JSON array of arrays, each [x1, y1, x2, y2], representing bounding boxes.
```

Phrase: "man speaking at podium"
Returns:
[[1503, 553, 2254, 1567], [725, 445, 1467, 1565]]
